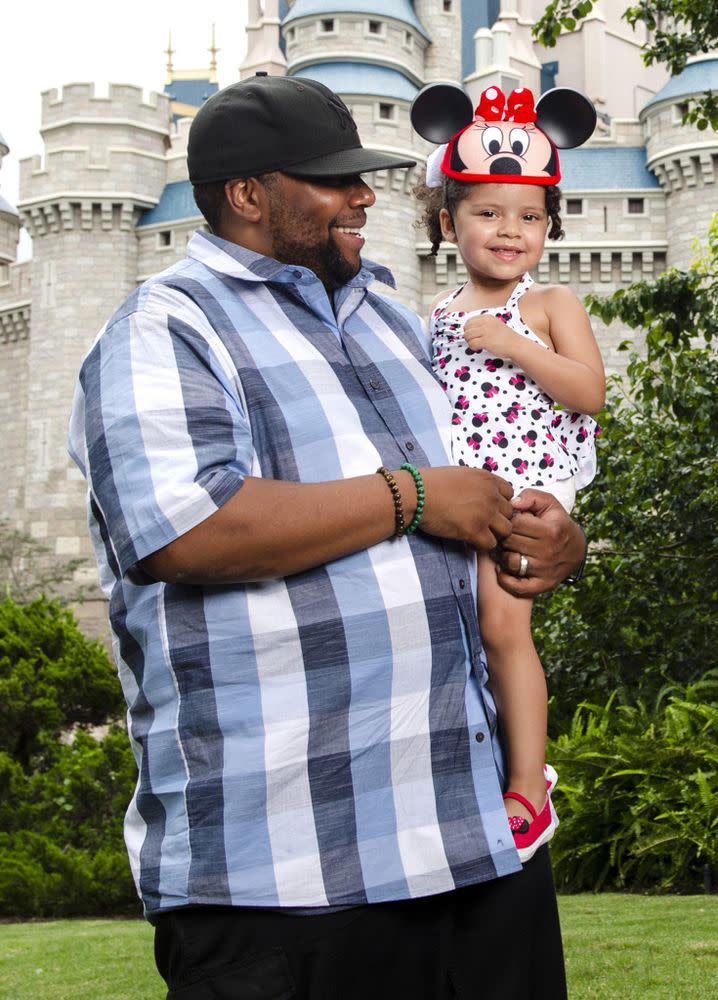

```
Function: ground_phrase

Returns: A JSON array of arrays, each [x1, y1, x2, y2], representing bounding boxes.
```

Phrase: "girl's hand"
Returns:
[[464, 314, 517, 359]]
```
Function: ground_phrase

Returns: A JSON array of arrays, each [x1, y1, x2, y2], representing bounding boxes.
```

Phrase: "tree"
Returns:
[[0, 595, 123, 769], [0, 595, 136, 916], [534, 1, 718, 130], [534, 216, 718, 726]]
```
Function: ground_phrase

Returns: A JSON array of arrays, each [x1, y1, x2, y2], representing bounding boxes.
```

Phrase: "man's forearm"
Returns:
[[139, 466, 516, 585], [140, 473, 408, 584]]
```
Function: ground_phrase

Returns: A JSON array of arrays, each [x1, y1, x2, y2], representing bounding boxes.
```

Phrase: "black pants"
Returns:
[[154, 846, 567, 999]]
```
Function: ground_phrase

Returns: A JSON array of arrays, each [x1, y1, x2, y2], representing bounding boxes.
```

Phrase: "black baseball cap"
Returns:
[[187, 73, 416, 184]]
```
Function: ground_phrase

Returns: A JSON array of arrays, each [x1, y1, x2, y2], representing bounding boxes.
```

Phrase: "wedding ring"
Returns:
[[518, 554, 529, 578]]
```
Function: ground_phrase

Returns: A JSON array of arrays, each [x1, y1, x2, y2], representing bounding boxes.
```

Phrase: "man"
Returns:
[[69, 74, 584, 998]]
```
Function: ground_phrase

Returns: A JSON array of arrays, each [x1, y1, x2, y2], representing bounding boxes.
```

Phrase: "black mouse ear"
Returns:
[[410, 82, 474, 144], [536, 88, 597, 148]]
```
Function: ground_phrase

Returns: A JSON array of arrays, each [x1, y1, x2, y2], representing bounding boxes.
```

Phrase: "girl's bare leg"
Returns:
[[477, 552, 548, 824]]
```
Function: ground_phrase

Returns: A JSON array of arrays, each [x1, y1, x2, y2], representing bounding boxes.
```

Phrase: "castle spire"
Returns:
[[209, 23, 219, 83], [165, 32, 175, 82]]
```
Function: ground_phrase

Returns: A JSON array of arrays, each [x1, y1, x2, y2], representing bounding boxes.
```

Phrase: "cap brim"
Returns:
[[283, 146, 416, 178]]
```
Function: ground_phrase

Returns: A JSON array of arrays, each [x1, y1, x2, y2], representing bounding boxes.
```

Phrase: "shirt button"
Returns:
[[292, 269, 302, 279], [475, 731, 485, 743], [459, 579, 466, 589], [405, 441, 415, 451]]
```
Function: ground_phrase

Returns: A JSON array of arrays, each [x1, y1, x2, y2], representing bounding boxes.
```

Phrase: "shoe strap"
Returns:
[[503, 790, 538, 820]]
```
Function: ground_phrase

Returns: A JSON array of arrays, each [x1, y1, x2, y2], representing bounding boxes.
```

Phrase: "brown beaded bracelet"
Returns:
[[376, 466, 406, 538]]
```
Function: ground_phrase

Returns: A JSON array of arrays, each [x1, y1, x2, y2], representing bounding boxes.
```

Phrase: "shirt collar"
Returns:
[[187, 229, 396, 291]]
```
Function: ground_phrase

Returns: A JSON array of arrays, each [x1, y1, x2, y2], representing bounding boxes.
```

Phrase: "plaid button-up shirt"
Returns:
[[69, 231, 520, 916]]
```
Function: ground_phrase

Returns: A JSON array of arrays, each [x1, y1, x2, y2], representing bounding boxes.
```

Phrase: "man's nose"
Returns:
[[348, 178, 376, 208]]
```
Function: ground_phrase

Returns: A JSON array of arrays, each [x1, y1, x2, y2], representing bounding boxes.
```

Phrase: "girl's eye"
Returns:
[[509, 128, 530, 156], [482, 127, 503, 156]]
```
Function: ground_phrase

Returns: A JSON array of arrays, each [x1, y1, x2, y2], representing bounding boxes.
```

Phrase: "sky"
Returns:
[[1, 1, 250, 209]]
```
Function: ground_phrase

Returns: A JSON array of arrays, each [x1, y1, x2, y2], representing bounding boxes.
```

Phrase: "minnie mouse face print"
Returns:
[[446, 87, 558, 184], [411, 82, 597, 188]]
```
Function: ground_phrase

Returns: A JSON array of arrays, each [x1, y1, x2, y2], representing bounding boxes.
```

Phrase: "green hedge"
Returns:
[[547, 674, 718, 893], [0, 727, 139, 917]]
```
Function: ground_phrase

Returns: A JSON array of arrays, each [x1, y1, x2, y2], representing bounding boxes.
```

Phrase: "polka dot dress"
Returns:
[[431, 273, 599, 490]]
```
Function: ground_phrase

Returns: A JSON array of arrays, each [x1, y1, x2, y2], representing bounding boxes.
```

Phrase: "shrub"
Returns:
[[0, 596, 123, 768], [0, 727, 139, 917], [547, 674, 718, 893]]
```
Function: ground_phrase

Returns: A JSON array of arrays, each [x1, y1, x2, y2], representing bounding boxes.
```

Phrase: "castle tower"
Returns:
[[280, 0, 431, 309], [0, 132, 21, 271], [240, 0, 288, 78], [640, 56, 718, 268], [412, 0, 463, 84], [16, 84, 171, 567], [0, 132, 29, 527]]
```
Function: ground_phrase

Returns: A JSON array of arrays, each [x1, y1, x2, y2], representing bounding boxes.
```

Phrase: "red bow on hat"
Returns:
[[475, 86, 537, 125]]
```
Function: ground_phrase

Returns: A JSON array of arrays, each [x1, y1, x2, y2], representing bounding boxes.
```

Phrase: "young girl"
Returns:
[[413, 84, 605, 861]]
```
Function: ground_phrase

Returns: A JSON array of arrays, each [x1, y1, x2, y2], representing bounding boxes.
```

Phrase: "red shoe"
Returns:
[[504, 789, 557, 863]]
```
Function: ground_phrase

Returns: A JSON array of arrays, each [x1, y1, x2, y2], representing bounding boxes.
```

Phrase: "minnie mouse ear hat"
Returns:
[[411, 82, 596, 186], [188, 73, 416, 184]]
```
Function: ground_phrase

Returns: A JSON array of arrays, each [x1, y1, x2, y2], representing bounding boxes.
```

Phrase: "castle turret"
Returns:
[[0, 131, 21, 270], [412, 0, 463, 84], [640, 56, 718, 268], [0, 130, 30, 529], [240, 0, 288, 78], [15, 83, 171, 570], [280, 0, 427, 309]]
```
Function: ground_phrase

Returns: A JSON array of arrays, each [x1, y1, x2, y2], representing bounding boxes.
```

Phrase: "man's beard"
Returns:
[[267, 203, 360, 291]]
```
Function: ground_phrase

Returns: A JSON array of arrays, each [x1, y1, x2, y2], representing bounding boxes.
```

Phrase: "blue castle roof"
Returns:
[[137, 181, 200, 227], [164, 78, 219, 110], [283, 0, 429, 39], [560, 147, 659, 189], [644, 57, 718, 109], [294, 62, 418, 101]]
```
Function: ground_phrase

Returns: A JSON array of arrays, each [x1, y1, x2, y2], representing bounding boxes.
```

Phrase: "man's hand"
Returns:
[[464, 314, 518, 359], [419, 467, 514, 551], [494, 488, 587, 596]]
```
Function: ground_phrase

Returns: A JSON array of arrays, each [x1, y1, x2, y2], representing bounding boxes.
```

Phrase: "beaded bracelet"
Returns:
[[400, 463, 425, 534], [376, 466, 406, 538]]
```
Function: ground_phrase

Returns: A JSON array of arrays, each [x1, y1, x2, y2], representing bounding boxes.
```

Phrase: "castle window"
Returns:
[[566, 198, 583, 215], [378, 102, 397, 121], [442, 0, 453, 11], [320, 18, 335, 33], [627, 197, 645, 215], [158, 230, 173, 248], [368, 20, 383, 36], [673, 101, 689, 123], [404, 31, 414, 50], [286, 27, 295, 42]]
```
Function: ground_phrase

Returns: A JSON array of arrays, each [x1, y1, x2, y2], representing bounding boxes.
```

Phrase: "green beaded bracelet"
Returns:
[[400, 463, 425, 535]]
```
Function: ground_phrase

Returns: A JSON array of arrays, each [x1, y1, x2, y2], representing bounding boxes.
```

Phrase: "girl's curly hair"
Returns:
[[414, 177, 565, 255]]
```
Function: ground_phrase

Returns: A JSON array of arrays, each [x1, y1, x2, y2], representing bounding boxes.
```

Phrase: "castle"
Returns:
[[0, 0, 716, 628]]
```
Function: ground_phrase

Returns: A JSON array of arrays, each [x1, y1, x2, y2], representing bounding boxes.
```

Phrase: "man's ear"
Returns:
[[225, 178, 263, 223], [439, 207, 457, 244]]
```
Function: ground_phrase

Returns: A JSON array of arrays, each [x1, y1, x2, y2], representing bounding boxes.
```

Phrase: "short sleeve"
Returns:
[[79, 284, 251, 576]]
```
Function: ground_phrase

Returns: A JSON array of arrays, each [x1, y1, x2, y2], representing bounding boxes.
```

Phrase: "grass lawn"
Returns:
[[1, 894, 716, 998]]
